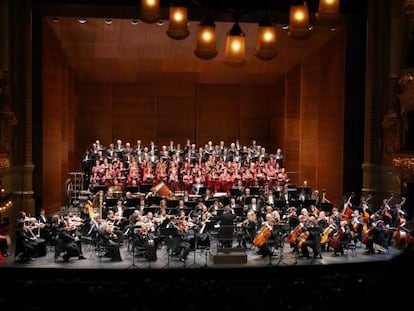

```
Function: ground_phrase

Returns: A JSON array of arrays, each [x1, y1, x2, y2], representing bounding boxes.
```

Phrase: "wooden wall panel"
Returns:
[[42, 21, 77, 214], [300, 33, 345, 204], [112, 83, 156, 146], [240, 85, 271, 150], [157, 96, 195, 146], [77, 83, 113, 147], [196, 84, 241, 146], [284, 65, 301, 175], [270, 78, 286, 155]]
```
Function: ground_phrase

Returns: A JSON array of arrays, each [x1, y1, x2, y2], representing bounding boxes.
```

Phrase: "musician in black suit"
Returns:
[[219, 206, 236, 248], [167, 216, 191, 262], [14, 219, 36, 262], [300, 215, 323, 259]]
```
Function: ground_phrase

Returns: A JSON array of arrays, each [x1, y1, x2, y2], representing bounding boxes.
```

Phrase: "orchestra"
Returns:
[[10, 138, 413, 266]]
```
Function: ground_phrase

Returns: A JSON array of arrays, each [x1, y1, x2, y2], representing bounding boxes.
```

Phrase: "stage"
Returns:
[[0, 235, 409, 311]]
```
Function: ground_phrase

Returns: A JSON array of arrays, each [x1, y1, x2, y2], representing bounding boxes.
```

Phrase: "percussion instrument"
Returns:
[[152, 182, 175, 198]]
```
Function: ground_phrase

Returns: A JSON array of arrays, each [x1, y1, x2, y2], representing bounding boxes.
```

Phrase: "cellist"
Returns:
[[299, 215, 323, 259], [254, 213, 277, 258]]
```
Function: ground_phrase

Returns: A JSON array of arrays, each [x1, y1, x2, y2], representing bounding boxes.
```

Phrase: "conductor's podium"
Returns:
[[210, 247, 247, 264]]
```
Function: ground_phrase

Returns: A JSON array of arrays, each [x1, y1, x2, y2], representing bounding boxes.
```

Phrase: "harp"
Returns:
[[85, 190, 104, 219]]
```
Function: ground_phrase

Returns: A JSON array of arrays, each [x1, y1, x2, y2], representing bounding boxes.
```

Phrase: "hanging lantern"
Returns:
[[316, 0, 341, 25], [167, 4, 190, 40], [224, 22, 246, 67], [255, 12, 278, 61], [140, 0, 160, 24], [194, 11, 218, 60], [288, 3, 312, 40]]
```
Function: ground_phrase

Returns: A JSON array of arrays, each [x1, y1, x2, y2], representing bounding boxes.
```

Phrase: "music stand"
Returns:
[[127, 225, 141, 269], [139, 183, 152, 194], [93, 185, 107, 194], [166, 207, 178, 215], [196, 186, 207, 196], [125, 197, 140, 208], [303, 199, 316, 208], [147, 196, 162, 206], [230, 188, 241, 197], [249, 186, 260, 196], [269, 224, 290, 266], [104, 198, 118, 208], [161, 227, 179, 269], [189, 226, 201, 268], [125, 186, 139, 194], [166, 199, 179, 208]]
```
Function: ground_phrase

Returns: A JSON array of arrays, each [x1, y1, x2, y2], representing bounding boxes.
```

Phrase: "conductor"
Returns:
[[219, 205, 236, 248]]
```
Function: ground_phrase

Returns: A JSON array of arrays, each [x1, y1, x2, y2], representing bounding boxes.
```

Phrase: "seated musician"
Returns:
[[133, 222, 157, 261], [166, 216, 191, 262], [195, 213, 211, 248], [105, 210, 125, 245], [236, 210, 257, 249], [99, 218, 123, 262], [299, 215, 323, 259], [56, 220, 85, 262], [329, 220, 352, 256], [364, 213, 389, 254], [14, 219, 37, 262], [255, 213, 277, 258]]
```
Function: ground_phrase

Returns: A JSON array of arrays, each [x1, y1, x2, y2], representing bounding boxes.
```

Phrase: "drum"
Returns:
[[152, 182, 173, 198]]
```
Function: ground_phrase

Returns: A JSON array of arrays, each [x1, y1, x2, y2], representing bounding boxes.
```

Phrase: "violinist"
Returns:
[[56, 220, 86, 262], [299, 215, 323, 259], [194, 213, 211, 248], [133, 221, 157, 262], [14, 219, 37, 262], [167, 216, 191, 262], [93, 215, 122, 262]]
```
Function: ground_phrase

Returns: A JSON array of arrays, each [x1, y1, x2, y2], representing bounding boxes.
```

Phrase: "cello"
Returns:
[[285, 224, 302, 244], [253, 224, 271, 247]]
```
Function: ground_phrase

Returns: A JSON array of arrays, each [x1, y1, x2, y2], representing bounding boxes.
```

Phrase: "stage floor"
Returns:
[[0, 235, 400, 270]]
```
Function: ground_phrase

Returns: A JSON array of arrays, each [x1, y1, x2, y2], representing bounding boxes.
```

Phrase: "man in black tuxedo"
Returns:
[[219, 206, 236, 248]]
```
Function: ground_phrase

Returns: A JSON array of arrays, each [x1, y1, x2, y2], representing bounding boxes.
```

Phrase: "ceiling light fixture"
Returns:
[[194, 10, 218, 60], [224, 21, 246, 67], [167, 2, 190, 40], [255, 10, 278, 61], [140, 0, 160, 24], [288, 3, 312, 40]]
